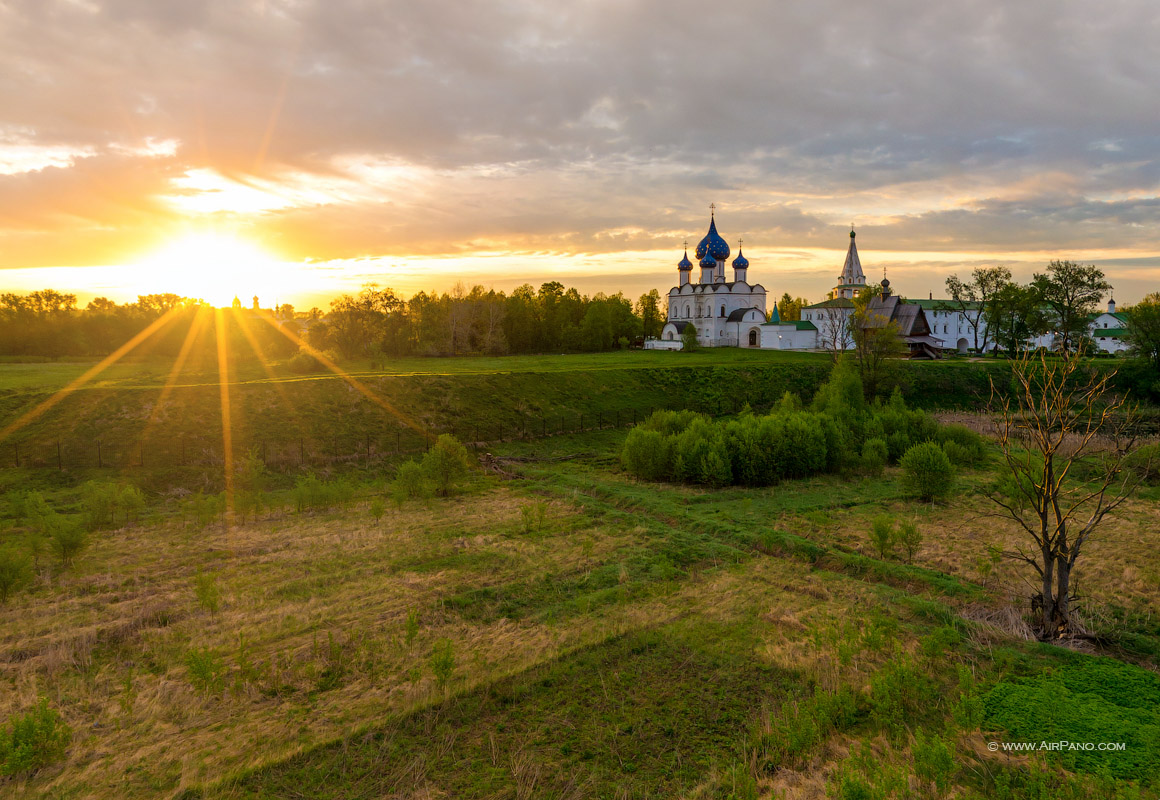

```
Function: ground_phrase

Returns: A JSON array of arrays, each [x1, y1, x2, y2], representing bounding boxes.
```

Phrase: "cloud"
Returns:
[[0, 0, 1157, 297]]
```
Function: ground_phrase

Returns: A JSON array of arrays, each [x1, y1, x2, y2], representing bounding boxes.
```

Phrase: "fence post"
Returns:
[[365, 434, 371, 464], [426, 430, 430, 452]]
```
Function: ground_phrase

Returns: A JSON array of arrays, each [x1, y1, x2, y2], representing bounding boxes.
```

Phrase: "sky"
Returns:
[[1, 0, 1159, 308]]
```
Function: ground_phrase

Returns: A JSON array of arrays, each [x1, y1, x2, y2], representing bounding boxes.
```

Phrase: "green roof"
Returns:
[[793, 320, 817, 331], [802, 298, 854, 309], [1094, 328, 1129, 339], [910, 298, 983, 311]]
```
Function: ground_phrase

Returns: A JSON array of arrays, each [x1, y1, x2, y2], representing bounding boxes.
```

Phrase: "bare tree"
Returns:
[[817, 304, 853, 361], [943, 265, 1011, 353], [987, 349, 1141, 638], [851, 292, 906, 399]]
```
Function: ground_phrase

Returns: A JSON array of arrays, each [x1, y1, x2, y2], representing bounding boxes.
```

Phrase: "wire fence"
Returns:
[[3, 401, 753, 472]]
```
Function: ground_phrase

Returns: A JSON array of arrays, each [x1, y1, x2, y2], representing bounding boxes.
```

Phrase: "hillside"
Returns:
[[0, 350, 1020, 477]]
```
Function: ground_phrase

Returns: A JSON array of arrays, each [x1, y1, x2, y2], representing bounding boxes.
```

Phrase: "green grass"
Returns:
[[195, 619, 792, 799]]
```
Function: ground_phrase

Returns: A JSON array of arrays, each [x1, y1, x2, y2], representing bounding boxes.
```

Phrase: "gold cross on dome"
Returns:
[[738, 237, 743, 248], [709, 203, 715, 216]]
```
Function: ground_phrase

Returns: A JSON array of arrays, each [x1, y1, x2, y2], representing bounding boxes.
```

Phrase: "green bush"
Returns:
[[49, 518, 87, 568], [421, 434, 473, 497], [0, 699, 71, 776], [80, 482, 145, 530], [1123, 443, 1160, 484], [620, 428, 671, 481], [185, 647, 226, 694], [431, 638, 455, 693], [287, 349, 324, 374], [293, 474, 355, 512], [869, 515, 895, 560], [913, 730, 956, 794], [938, 423, 986, 466], [900, 442, 955, 502], [392, 460, 430, 505], [861, 438, 888, 476], [0, 545, 31, 603], [884, 430, 911, 464], [895, 520, 923, 563], [194, 570, 221, 614]]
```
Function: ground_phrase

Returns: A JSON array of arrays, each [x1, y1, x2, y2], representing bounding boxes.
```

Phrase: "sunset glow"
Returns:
[[136, 233, 289, 307]]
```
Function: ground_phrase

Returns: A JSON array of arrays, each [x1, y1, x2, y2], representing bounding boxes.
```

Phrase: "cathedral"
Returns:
[[657, 209, 769, 347]]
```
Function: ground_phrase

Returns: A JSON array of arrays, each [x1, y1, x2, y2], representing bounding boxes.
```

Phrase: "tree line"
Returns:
[[0, 283, 670, 360], [940, 260, 1155, 356]]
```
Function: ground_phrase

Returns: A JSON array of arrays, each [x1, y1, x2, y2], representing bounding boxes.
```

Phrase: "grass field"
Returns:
[[2, 420, 1158, 798]]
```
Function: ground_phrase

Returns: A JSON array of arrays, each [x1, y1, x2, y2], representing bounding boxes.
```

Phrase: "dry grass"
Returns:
[[0, 480, 905, 800], [0, 489, 643, 798]]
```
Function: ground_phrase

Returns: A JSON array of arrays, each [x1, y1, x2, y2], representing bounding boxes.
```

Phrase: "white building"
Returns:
[[655, 211, 769, 348], [649, 218, 1131, 356]]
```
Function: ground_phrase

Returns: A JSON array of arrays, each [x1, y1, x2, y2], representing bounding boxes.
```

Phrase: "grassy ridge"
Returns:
[[0, 350, 1028, 475]]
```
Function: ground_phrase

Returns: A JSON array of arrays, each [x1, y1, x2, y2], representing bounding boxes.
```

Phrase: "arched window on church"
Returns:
[[720, 305, 725, 317], [748, 329, 758, 346]]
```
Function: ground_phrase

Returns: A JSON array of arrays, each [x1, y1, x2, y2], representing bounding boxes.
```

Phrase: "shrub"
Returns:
[[0, 699, 72, 776], [1124, 443, 1160, 484], [392, 460, 430, 505], [869, 515, 895, 560], [185, 648, 226, 694], [49, 519, 87, 568], [639, 409, 703, 436], [0, 545, 31, 603], [900, 442, 955, 502], [895, 519, 923, 563], [913, 730, 956, 794], [287, 349, 324, 374], [431, 638, 455, 693], [620, 428, 670, 481], [369, 497, 386, 521], [885, 430, 911, 464], [421, 434, 473, 497], [861, 438, 888, 476], [937, 423, 986, 466], [194, 570, 221, 614], [79, 482, 146, 530], [183, 491, 225, 528]]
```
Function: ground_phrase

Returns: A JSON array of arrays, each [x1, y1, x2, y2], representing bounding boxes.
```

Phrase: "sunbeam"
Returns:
[[229, 310, 311, 439], [140, 305, 211, 442], [214, 308, 235, 526], [0, 306, 185, 444], [253, 309, 423, 431]]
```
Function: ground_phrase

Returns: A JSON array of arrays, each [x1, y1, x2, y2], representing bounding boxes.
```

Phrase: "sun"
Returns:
[[137, 233, 286, 307]]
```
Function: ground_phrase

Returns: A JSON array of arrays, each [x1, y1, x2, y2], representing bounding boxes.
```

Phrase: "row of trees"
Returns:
[[0, 283, 672, 360], [307, 282, 668, 358], [942, 260, 1119, 355]]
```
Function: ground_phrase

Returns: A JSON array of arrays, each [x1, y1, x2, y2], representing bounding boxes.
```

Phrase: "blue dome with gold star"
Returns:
[[678, 249, 693, 270], [732, 248, 748, 269], [699, 253, 717, 268], [695, 215, 731, 262]]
